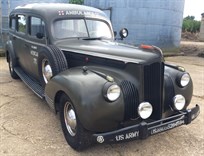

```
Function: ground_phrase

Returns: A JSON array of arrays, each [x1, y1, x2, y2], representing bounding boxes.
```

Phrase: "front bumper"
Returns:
[[93, 105, 200, 144]]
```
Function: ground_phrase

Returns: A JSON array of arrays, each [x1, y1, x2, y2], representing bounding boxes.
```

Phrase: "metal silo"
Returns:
[[84, 0, 185, 51]]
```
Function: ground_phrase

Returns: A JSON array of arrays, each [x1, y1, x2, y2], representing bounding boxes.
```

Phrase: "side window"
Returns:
[[30, 17, 45, 38], [17, 15, 26, 33]]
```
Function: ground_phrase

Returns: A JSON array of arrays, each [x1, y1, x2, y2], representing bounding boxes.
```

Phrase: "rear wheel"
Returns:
[[8, 53, 19, 79], [59, 94, 92, 151]]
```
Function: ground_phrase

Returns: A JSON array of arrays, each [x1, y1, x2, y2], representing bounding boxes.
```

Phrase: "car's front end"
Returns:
[[89, 53, 200, 143], [43, 4, 200, 148], [45, 44, 200, 141]]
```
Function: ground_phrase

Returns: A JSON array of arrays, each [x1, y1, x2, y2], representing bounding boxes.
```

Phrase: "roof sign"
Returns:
[[58, 10, 101, 17]]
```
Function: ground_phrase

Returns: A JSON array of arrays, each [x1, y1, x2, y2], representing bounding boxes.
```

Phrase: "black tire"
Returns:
[[59, 94, 93, 151], [38, 46, 68, 87], [8, 53, 19, 79]]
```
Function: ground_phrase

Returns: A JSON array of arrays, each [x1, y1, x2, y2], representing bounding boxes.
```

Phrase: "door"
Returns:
[[26, 16, 46, 80], [14, 14, 28, 72]]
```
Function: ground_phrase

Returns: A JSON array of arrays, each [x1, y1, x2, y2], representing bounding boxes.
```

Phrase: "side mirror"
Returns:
[[119, 28, 128, 39], [36, 32, 44, 39]]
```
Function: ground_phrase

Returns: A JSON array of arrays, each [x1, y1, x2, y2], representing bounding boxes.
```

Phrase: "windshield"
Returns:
[[53, 19, 112, 39]]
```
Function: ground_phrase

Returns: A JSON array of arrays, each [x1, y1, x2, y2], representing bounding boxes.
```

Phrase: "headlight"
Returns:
[[173, 95, 186, 110], [178, 73, 190, 87], [138, 102, 153, 119], [106, 84, 121, 101]]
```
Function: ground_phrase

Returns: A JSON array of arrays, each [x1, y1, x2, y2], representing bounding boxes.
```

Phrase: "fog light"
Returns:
[[138, 102, 153, 119], [173, 95, 186, 110]]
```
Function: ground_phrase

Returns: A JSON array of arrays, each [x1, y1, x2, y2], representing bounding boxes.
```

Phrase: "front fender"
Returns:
[[163, 64, 193, 117], [45, 67, 125, 132]]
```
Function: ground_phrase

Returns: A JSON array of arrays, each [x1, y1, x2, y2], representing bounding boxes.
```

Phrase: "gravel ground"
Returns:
[[0, 56, 203, 156]]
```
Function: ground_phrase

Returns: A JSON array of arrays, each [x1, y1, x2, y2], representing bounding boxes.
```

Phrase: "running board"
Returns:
[[14, 67, 45, 99]]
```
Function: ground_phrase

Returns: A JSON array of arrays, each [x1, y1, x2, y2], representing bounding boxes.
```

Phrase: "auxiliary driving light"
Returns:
[[173, 95, 186, 111], [138, 102, 153, 119]]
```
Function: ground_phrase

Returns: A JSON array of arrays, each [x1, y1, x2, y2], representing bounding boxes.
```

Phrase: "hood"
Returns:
[[55, 39, 163, 64]]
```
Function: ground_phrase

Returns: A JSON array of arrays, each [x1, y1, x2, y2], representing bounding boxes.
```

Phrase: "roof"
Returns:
[[11, 3, 107, 19]]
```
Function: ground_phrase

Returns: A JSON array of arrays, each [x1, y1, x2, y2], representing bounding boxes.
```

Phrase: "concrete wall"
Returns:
[[84, 0, 185, 51], [199, 13, 204, 41]]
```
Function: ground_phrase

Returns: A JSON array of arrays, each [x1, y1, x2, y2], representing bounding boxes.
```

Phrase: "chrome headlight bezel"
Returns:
[[173, 94, 186, 111], [138, 102, 153, 119], [103, 83, 121, 102], [177, 73, 190, 87]]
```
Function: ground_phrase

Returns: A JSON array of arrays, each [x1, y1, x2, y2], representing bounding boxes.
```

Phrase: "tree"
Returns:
[[182, 16, 201, 33], [184, 16, 195, 20], [69, 0, 84, 5]]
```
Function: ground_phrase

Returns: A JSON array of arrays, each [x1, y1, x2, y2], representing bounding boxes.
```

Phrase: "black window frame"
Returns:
[[9, 15, 17, 31], [16, 14, 27, 34], [28, 16, 46, 39]]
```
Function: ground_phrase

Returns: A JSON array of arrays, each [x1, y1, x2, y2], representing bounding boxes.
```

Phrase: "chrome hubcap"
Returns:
[[64, 102, 77, 136], [42, 59, 53, 84]]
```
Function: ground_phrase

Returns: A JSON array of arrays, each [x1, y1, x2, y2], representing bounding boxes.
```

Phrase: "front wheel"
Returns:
[[59, 94, 92, 151]]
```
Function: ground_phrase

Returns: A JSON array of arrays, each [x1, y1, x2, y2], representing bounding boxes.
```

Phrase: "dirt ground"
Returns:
[[180, 41, 204, 57], [0, 56, 204, 156]]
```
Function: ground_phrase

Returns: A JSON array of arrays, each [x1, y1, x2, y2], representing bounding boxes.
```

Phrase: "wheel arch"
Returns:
[[5, 40, 15, 63], [54, 90, 66, 113]]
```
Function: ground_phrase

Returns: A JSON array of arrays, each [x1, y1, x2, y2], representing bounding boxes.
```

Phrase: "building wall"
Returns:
[[84, 0, 185, 50], [199, 13, 204, 41]]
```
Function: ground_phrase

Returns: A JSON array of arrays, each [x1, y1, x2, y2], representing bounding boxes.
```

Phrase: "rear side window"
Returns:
[[30, 17, 45, 38], [17, 15, 26, 33]]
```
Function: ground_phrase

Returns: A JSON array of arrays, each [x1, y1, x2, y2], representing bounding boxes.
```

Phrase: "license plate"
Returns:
[[150, 120, 185, 135]]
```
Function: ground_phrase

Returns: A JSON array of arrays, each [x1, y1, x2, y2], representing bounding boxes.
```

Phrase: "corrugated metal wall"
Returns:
[[84, 0, 185, 50]]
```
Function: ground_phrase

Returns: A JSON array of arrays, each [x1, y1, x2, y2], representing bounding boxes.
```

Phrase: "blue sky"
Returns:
[[184, 0, 204, 20]]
